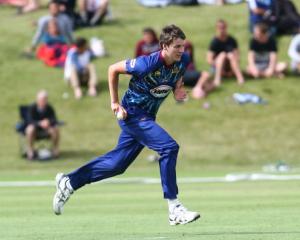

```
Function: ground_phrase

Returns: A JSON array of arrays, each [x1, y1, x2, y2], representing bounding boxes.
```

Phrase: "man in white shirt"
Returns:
[[64, 38, 98, 99]]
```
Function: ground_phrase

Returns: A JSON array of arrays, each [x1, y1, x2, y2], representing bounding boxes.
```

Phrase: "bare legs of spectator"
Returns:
[[247, 62, 287, 78], [227, 52, 245, 85], [78, 0, 108, 26], [70, 66, 83, 99], [25, 124, 36, 160], [214, 52, 244, 86], [70, 64, 98, 99], [48, 126, 60, 158], [21, 0, 39, 13], [191, 71, 213, 99], [90, 0, 109, 26], [87, 63, 98, 96], [25, 125, 60, 159], [78, 0, 88, 24], [213, 52, 226, 87], [274, 62, 288, 78], [246, 64, 260, 78]]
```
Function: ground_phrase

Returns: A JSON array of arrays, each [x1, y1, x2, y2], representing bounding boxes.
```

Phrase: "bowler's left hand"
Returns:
[[174, 79, 188, 102]]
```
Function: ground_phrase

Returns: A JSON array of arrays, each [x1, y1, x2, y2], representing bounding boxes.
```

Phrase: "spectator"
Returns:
[[78, 0, 109, 27], [197, 0, 243, 5], [40, 18, 67, 46], [207, 19, 244, 87], [288, 30, 300, 74], [19, 0, 39, 13], [57, 0, 77, 22], [247, 23, 287, 78], [135, 27, 160, 57], [36, 18, 69, 67], [183, 40, 213, 99], [64, 38, 98, 99], [248, 0, 274, 33], [0, 0, 39, 14], [26, 1, 74, 55], [272, 0, 300, 35], [26, 90, 60, 160]]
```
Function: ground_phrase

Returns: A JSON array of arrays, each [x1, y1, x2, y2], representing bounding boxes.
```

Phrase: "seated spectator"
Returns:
[[207, 19, 244, 87], [26, 90, 60, 160], [272, 0, 300, 35], [25, 1, 74, 56], [64, 38, 98, 99], [248, 0, 274, 33], [247, 23, 287, 78], [78, 0, 109, 27], [183, 40, 213, 99], [197, 0, 243, 5], [36, 18, 69, 67], [57, 0, 77, 22], [135, 27, 160, 57], [19, 0, 39, 13], [288, 30, 300, 74]]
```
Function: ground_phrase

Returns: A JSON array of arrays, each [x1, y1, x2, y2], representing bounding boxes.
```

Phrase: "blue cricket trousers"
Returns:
[[67, 115, 179, 199]]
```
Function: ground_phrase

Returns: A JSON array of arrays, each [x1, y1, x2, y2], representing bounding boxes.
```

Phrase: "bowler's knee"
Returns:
[[164, 141, 180, 155]]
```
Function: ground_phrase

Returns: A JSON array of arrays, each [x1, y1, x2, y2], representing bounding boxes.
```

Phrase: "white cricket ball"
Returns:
[[116, 110, 125, 120]]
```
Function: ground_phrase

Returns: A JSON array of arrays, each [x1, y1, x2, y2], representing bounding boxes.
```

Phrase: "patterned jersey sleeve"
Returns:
[[125, 52, 160, 78], [125, 56, 148, 78]]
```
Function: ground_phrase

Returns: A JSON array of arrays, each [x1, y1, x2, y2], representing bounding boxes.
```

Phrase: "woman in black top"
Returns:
[[207, 19, 245, 86], [247, 23, 287, 78]]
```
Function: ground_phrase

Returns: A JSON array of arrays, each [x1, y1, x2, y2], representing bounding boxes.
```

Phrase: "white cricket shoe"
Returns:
[[53, 173, 73, 215], [169, 203, 200, 225]]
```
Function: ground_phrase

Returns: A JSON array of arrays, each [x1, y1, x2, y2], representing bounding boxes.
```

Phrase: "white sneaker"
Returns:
[[169, 203, 200, 225], [53, 173, 73, 215]]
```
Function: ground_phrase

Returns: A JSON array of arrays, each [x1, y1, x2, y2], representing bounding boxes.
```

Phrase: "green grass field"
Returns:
[[1, 181, 300, 240], [0, 1, 300, 239]]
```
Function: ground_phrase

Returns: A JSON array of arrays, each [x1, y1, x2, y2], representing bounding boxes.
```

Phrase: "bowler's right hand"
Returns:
[[111, 102, 127, 119]]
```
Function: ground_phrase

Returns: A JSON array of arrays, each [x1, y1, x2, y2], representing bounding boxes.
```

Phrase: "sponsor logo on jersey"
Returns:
[[172, 66, 179, 74], [130, 59, 136, 68], [150, 85, 172, 98], [154, 70, 161, 77]]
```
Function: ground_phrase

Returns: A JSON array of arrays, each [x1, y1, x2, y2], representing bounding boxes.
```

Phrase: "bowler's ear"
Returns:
[[161, 43, 168, 50]]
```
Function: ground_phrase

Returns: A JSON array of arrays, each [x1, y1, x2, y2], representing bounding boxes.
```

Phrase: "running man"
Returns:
[[53, 25, 200, 225]]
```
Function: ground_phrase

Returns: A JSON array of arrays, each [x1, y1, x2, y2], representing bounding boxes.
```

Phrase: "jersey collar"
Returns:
[[159, 51, 174, 69]]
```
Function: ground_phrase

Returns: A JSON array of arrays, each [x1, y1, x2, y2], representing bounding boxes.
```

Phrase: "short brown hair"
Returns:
[[75, 37, 87, 48], [216, 19, 227, 26], [255, 23, 269, 35], [159, 25, 186, 48]]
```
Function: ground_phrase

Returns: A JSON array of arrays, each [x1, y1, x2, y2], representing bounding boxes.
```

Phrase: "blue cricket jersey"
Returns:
[[123, 51, 189, 117]]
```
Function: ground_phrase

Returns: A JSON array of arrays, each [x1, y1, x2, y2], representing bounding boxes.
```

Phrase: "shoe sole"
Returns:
[[53, 173, 64, 215]]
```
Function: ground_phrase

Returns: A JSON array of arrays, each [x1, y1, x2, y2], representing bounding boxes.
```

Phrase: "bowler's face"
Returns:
[[165, 38, 185, 62]]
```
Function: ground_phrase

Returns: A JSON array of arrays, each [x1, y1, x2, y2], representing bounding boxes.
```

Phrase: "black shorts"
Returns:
[[183, 70, 201, 87]]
